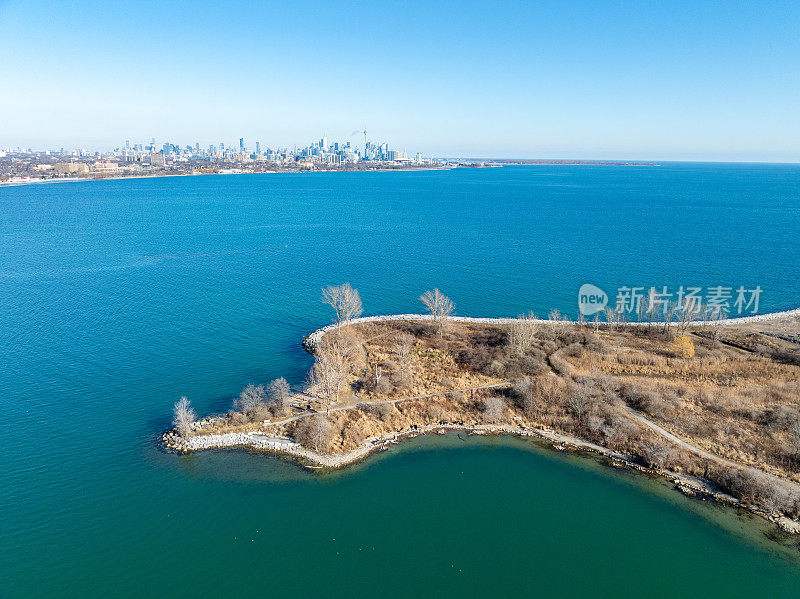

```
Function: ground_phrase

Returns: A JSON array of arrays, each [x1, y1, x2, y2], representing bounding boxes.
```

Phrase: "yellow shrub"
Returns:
[[672, 335, 695, 358]]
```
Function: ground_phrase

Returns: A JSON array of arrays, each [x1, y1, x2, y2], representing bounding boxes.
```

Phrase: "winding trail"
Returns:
[[270, 381, 512, 427], [623, 406, 800, 494], [298, 312, 800, 492], [275, 380, 800, 496]]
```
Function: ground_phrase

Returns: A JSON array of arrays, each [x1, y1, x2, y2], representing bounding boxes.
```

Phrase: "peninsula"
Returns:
[[163, 286, 800, 535]]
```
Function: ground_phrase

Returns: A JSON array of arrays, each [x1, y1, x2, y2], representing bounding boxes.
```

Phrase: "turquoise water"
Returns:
[[2, 164, 800, 597]]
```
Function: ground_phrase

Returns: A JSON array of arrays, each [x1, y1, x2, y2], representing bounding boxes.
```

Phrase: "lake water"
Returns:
[[2, 164, 800, 597]]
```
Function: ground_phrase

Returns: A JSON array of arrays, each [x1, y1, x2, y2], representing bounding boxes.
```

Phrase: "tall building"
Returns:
[[239, 138, 245, 153], [255, 142, 260, 155]]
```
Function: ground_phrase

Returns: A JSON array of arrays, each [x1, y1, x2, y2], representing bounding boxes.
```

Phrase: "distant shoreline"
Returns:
[[0, 160, 666, 188], [0, 166, 455, 187]]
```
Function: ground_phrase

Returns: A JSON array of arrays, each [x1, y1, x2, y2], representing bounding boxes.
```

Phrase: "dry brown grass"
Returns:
[[198, 316, 800, 516], [560, 326, 800, 483]]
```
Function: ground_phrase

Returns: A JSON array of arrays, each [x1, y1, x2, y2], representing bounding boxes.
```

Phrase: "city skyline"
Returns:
[[1, 132, 420, 160], [0, 131, 438, 183], [1, 1, 799, 162]]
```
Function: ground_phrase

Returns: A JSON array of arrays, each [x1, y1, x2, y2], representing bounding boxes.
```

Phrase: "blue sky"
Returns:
[[0, 0, 798, 161]]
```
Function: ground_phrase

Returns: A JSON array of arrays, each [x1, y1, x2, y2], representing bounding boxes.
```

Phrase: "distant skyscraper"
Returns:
[[239, 137, 245, 153], [320, 137, 327, 150], [255, 142, 260, 155], [125, 140, 130, 149]]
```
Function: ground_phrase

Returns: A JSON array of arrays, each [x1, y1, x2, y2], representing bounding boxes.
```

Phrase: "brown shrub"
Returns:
[[639, 438, 672, 469], [293, 415, 336, 452], [360, 401, 396, 422]]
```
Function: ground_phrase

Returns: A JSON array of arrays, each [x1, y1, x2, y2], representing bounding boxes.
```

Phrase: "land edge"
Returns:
[[301, 309, 800, 351], [165, 420, 800, 535], [0, 166, 454, 187], [163, 308, 800, 536]]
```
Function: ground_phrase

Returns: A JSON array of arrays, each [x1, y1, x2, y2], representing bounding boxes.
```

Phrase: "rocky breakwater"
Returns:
[[301, 309, 800, 353]]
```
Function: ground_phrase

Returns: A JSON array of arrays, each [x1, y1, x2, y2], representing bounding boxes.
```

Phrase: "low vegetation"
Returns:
[[175, 286, 800, 521]]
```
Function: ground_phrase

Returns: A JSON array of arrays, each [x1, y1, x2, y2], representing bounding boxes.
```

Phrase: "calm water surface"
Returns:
[[1, 164, 800, 597]]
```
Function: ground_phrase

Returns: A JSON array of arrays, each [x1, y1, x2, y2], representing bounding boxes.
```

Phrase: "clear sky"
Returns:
[[0, 0, 798, 161]]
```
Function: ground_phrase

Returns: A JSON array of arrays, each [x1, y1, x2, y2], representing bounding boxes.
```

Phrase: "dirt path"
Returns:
[[623, 405, 800, 493], [270, 381, 513, 427]]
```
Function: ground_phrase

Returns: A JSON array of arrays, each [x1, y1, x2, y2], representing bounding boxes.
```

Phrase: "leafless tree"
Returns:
[[661, 302, 676, 335], [789, 420, 800, 456], [603, 307, 619, 331], [322, 282, 363, 325], [639, 439, 672, 468], [394, 333, 413, 375], [566, 387, 592, 421], [234, 383, 266, 417], [266, 377, 291, 408], [293, 415, 334, 452], [363, 401, 395, 422], [702, 306, 728, 342], [508, 312, 538, 351], [483, 396, 506, 423], [173, 396, 196, 439], [420, 288, 454, 335], [672, 301, 694, 336], [307, 330, 361, 412], [513, 378, 537, 417]]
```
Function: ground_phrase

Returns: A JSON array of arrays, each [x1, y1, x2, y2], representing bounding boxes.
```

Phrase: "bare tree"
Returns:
[[661, 302, 676, 335], [173, 396, 196, 439], [702, 306, 728, 342], [307, 329, 361, 412], [322, 282, 363, 326], [672, 300, 694, 336], [234, 383, 266, 418], [266, 377, 292, 408], [640, 439, 672, 468], [603, 307, 619, 331], [394, 333, 413, 375], [483, 396, 506, 423], [566, 386, 592, 421], [293, 415, 334, 452], [508, 312, 538, 351], [790, 420, 800, 457], [513, 378, 537, 417], [420, 288, 454, 335]]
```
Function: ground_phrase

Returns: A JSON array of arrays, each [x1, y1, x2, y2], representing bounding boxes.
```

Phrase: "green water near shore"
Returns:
[[145, 434, 800, 598]]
